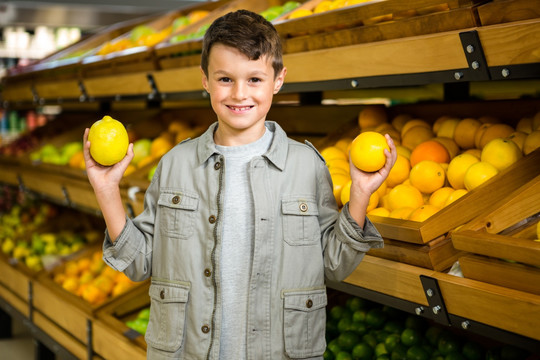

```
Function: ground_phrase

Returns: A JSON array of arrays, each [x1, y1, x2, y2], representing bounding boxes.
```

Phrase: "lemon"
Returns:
[[350, 131, 389, 172], [481, 138, 522, 171], [88, 115, 129, 166]]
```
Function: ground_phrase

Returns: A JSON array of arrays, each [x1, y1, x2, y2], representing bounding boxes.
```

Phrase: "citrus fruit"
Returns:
[[462, 148, 481, 159], [401, 126, 435, 151], [366, 308, 387, 329], [429, 187, 454, 207], [386, 155, 410, 187], [340, 180, 352, 205], [463, 161, 499, 191], [335, 137, 354, 153], [330, 305, 352, 322], [409, 140, 450, 167], [288, 8, 312, 19], [478, 123, 514, 149], [400, 328, 421, 347], [401, 119, 431, 137], [406, 345, 429, 360], [454, 118, 482, 149], [445, 188, 468, 206], [350, 131, 389, 172], [367, 191, 380, 212], [358, 105, 388, 130], [388, 207, 414, 219], [395, 145, 411, 159], [523, 130, 540, 155], [473, 123, 492, 149], [408, 204, 440, 222], [432, 137, 460, 159], [351, 343, 373, 360], [376, 180, 388, 198], [332, 173, 351, 207], [446, 154, 479, 190], [481, 138, 522, 171], [368, 207, 390, 217], [533, 111, 540, 129], [384, 334, 401, 352], [437, 333, 461, 355], [328, 158, 351, 174], [321, 146, 348, 162], [387, 184, 424, 211], [409, 160, 445, 194], [314, 0, 333, 13], [461, 341, 484, 360], [506, 131, 527, 151], [88, 115, 129, 166], [391, 114, 412, 133], [436, 118, 460, 139], [424, 326, 443, 346], [516, 117, 533, 134], [338, 331, 360, 351]]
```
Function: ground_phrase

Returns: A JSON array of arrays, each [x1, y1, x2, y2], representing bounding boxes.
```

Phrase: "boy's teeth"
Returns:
[[230, 106, 250, 111]]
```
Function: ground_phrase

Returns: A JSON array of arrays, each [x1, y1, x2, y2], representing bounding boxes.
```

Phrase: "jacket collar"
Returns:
[[196, 121, 288, 171]]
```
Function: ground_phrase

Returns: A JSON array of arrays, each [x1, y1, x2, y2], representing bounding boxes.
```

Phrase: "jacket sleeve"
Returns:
[[102, 162, 161, 282], [316, 159, 384, 282]]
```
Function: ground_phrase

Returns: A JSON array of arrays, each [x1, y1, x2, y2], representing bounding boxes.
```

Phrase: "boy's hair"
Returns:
[[201, 9, 284, 78]]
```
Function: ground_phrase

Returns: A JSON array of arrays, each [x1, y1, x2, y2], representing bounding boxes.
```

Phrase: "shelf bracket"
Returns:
[[87, 319, 94, 360], [420, 275, 450, 326], [78, 80, 88, 102], [146, 73, 162, 108], [458, 30, 491, 82]]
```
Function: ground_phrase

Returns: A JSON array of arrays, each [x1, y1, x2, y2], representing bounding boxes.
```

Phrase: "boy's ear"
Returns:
[[273, 67, 287, 94], [200, 67, 209, 92]]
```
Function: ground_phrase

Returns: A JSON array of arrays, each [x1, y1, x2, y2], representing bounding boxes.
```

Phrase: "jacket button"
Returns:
[[209, 215, 216, 224], [299, 202, 308, 212], [214, 162, 221, 170], [201, 325, 210, 334], [204, 268, 212, 277], [306, 299, 313, 308], [172, 195, 180, 204], [160, 290, 165, 299]]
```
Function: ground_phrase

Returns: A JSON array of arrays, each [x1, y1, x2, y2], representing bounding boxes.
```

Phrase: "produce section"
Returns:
[[1, 0, 540, 359]]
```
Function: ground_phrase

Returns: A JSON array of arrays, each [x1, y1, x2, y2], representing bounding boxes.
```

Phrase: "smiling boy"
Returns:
[[84, 9, 396, 360]]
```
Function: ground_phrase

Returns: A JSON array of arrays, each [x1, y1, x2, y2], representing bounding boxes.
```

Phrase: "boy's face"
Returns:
[[201, 43, 286, 145]]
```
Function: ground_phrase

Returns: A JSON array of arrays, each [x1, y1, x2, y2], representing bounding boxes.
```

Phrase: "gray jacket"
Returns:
[[103, 121, 383, 360]]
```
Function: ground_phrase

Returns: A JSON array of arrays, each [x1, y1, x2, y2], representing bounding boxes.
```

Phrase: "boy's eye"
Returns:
[[219, 77, 231, 83], [249, 78, 262, 83]]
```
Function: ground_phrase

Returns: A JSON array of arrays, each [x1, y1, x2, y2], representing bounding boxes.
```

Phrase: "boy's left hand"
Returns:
[[349, 134, 397, 196]]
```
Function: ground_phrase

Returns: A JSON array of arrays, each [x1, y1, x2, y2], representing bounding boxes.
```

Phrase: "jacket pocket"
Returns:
[[283, 287, 327, 358], [145, 279, 190, 353], [282, 195, 320, 246], [158, 190, 198, 240]]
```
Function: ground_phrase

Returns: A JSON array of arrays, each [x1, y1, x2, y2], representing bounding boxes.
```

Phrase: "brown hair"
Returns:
[[201, 10, 284, 78]]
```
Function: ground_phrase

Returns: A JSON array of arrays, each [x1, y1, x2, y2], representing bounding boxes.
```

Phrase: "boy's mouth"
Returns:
[[227, 105, 254, 112]]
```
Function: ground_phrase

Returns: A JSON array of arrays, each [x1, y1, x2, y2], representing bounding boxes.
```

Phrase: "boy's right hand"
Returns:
[[83, 128, 134, 194]]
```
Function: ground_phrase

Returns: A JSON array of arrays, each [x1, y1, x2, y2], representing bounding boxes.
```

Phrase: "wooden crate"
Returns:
[[477, 0, 540, 26], [0, 255, 31, 301]]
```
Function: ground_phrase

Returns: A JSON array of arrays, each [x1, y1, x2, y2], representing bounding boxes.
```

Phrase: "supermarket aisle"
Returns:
[[0, 314, 35, 359]]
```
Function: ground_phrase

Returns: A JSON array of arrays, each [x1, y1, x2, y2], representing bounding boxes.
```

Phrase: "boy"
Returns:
[[83, 9, 396, 360]]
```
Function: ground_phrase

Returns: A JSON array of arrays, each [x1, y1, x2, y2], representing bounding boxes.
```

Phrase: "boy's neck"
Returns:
[[214, 122, 267, 146]]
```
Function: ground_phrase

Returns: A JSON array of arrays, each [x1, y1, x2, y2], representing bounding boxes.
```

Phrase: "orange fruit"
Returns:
[[447, 153, 479, 189], [340, 180, 352, 206], [386, 154, 410, 187], [64, 261, 80, 277], [93, 275, 115, 296], [391, 114, 412, 133], [137, 155, 156, 169], [368, 207, 390, 217], [400, 119, 431, 138], [481, 138, 523, 171], [328, 158, 350, 174], [321, 146, 348, 162], [367, 191, 380, 213], [69, 150, 85, 169], [123, 164, 136, 177], [335, 137, 354, 153], [358, 105, 388, 130], [387, 184, 424, 211], [409, 140, 450, 167], [150, 136, 174, 158], [474, 123, 492, 149], [401, 126, 435, 151], [445, 188, 468, 206], [429, 187, 455, 208], [454, 118, 482, 149], [461, 148, 482, 159], [507, 131, 527, 151], [516, 117, 533, 134], [82, 284, 107, 305], [464, 161, 499, 191], [62, 276, 79, 294], [332, 173, 351, 207], [376, 124, 401, 144], [314, 0, 333, 13], [188, 10, 210, 23], [77, 258, 91, 273], [478, 123, 515, 149], [376, 180, 388, 199], [389, 207, 415, 220], [523, 130, 540, 155], [408, 205, 440, 222], [436, 118, 460, 139], [432, 115, 453, 134], [432, 137, 460, 159], [409, 160, 446, 194], [288, 8, 313, 19], [350, 131, 389, 172], [395, 145, 411, 159]]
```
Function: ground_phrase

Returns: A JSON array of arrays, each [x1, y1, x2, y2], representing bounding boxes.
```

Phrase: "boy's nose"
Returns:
[[232, 82, 247, 100]]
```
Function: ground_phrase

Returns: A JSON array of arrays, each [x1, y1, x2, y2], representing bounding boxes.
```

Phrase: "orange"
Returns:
[[388, 207, 415, 220], [288, 8, 313, 19], [62, 276, 79, 294], [395, 145, 411, 159], [436, 118, 460, 139], [401, 126, 435, 151], [314, 0, 333, 13], [481, 138, 522, 171], [82, 284, 107, 305], [368, 207, 390, 217], [461, 148, 481, 159], [77, 258, 91, 273], [387, 184, 424, 211], [358, 105, 388, 130], [188, 10, 210, 23], [409, 160, 446, 194], [523, 130, 540, 155], [429, 187, 455, 208], [432, 115, 452, 134], [375, 180, 387, 199], [507, 131, 527, 151], [408, 205, 440, 222], [516, 117, 533, 134], [321, 146, 348, 162], [432, 137, 460, 159], [391, 114, 412, 133], [69, 150, 85, 169], [386, 154, 410, 187], [335, 137, 354, 153], [464, 161, 499, 191], [150, 136, 174, 158], [409, 140, 450, 167], [474, 123, 492, 149], [123, 164, 136, 177], [376, 124, 401, 144], [64, 261, 80, 277], [340, 180, 352, 206], [328, 158, 350, 174], [367, 191, 380, 213], [445, 188, 468, 206], [478, 123, 515, 149], [93, 275, 115, 296], [350, 131, 389, 172], [454, 118, 482, 149], [112, 281, 133, 297], [332, 173, 351, 207], [168, 120, 190, 135], [400, 119, 431, 138], [446, 153, 479, 189]]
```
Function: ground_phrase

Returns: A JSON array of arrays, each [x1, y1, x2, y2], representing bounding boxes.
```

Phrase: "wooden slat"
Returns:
[[459, 254, 540, 295], [0, 258, 31, 301], [344, 255, 434, 306], [93, 320, 147, 360], [0, 283, 29, 317], [477, 0, 540, 26], [34, 79, 82, 100], [1, 81, 35, 102], [151, 66, 204, 93], [83, 72, 153, 97]]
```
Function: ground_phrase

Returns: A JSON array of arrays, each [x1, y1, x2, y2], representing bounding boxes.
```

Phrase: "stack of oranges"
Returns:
[[320, 105, 540, 222]]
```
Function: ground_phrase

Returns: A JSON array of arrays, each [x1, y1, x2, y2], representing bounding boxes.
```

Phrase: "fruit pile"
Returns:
[[286, 0, 372, 20], [126, 307, 150, 335], [321, 105, 540, 222], [52, 249, 138, 306], [325, 294, 532, 360], [260, 1, 301, 21], [29, 141, 84, 168]]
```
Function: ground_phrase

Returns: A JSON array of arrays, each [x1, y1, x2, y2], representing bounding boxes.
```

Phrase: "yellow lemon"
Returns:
[[88, 115, 129, 166], [447, 154, 479, 190], [445, 188, 468, 206], [463, 161, 499, 191], [350, 131, 389, 172], [408, 204, 440, 222], [387, 184, 424, 211], [481, 138, 522, 171], [429, 187, 455, 208], [368, 207, 390, 217]]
